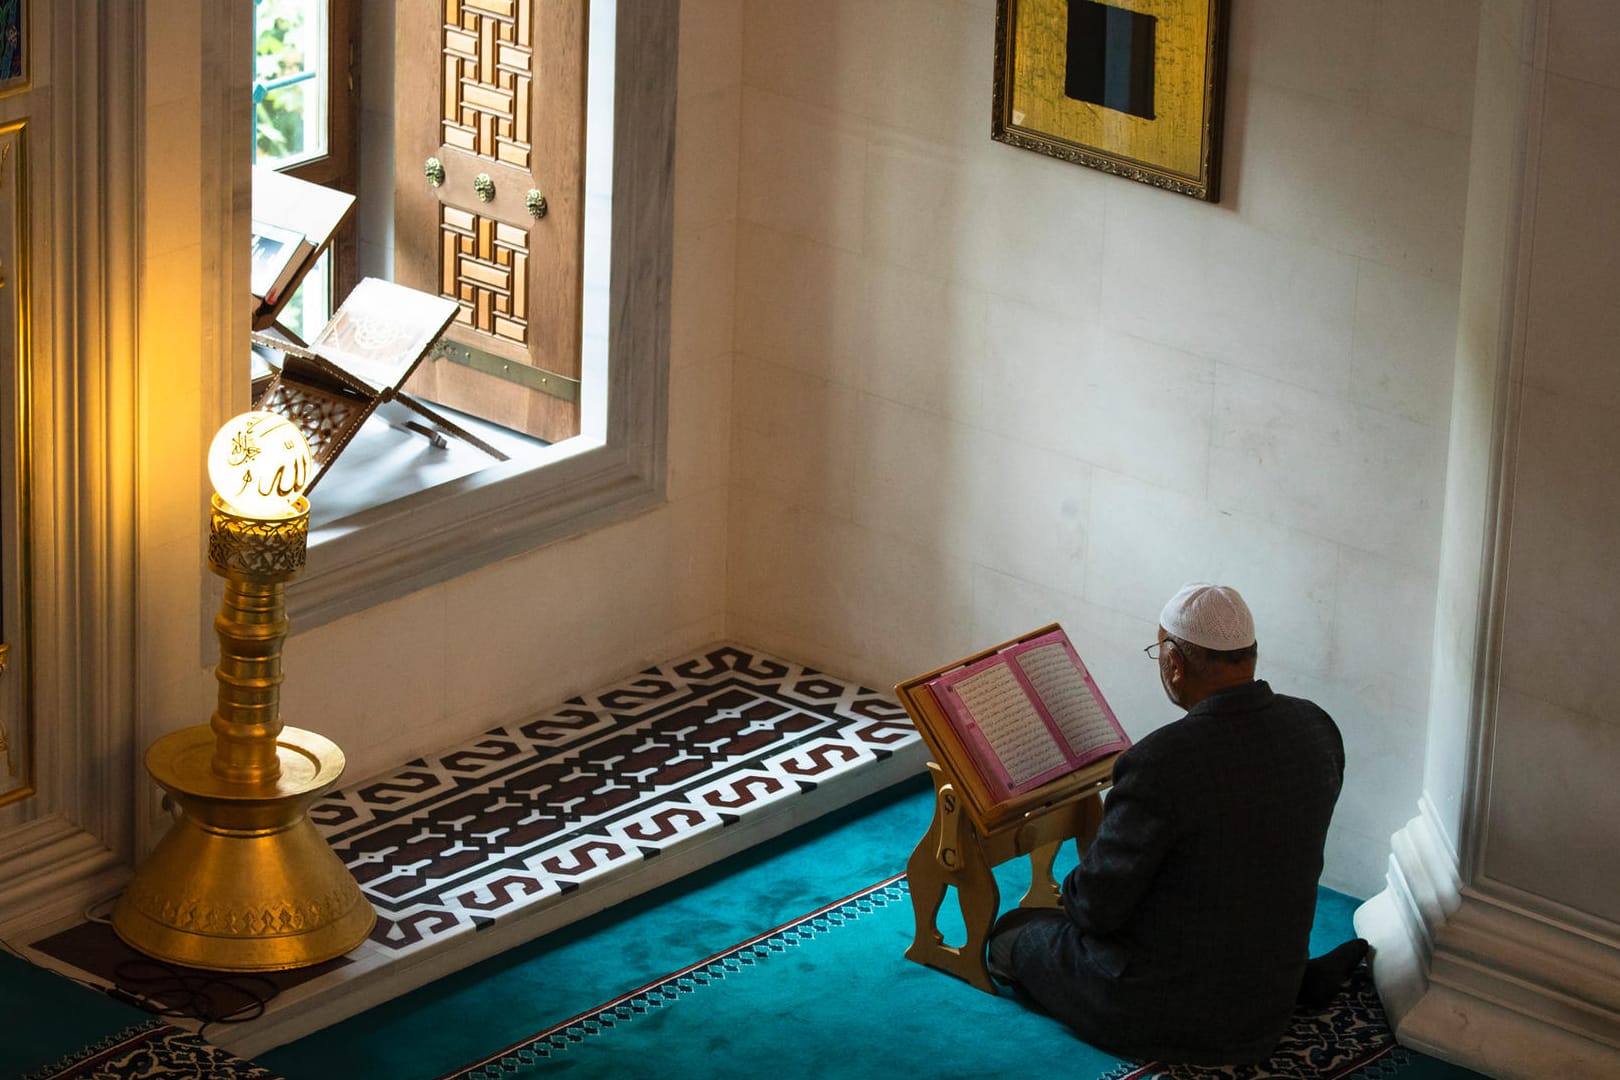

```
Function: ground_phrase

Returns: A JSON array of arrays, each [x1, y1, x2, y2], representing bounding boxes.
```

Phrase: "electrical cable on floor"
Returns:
[[6, 890, 283, 1042], [82, 893, 120, 925], [110, 955, 281, 1042]]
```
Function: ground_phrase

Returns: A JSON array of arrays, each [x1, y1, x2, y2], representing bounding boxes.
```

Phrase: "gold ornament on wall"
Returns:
[[0, 642, 11, 777], [992, 0, 1229, 201]]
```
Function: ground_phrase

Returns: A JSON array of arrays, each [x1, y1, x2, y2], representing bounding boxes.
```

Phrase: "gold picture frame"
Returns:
[[992, 0, 1229, 201], [0, 119, 31, 808], [0, 0, 28, 98]]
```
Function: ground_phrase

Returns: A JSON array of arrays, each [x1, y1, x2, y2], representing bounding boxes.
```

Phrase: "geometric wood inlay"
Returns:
[[258, 378, 367, 466], [441, 203, 530, 344], [441, 0, 532, 168]]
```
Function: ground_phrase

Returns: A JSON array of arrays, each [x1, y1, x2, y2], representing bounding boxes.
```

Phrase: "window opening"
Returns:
[[253, 0, 345, 336], [254, 0, 330, 169], [250, 1, 614, 529], [268, 0, 671, 631]]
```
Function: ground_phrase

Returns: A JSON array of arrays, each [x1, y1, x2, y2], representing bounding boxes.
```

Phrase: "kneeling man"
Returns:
[[989, 583, 1351, 1065]]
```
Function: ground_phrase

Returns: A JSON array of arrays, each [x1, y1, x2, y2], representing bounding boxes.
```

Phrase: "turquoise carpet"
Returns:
[[262, 778, 1490, 1080], [0, 949, 272, 1078]]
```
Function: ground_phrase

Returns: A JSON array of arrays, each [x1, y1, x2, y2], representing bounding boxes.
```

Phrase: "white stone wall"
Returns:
[[1422, 0, 1534, 859], [728, 0, 1480, 898], [1484, 0, 1620, 924]]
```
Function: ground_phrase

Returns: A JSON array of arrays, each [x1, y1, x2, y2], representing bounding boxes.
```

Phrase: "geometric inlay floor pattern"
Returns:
[[314, 643, 920, 956], [15, 642, 923, 1060]]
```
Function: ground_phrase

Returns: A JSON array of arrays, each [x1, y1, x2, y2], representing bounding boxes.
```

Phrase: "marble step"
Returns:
[[17, 642, 925, 1058]]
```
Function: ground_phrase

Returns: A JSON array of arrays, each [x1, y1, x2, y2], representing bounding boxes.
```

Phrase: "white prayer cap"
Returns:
[[1159, 582, 1255, 651]]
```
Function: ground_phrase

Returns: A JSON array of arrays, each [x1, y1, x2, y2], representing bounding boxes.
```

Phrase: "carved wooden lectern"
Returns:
[[896, 625, 1129, 992]]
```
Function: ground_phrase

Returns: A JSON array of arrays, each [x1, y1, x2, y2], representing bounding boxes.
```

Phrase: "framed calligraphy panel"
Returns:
[[992, 0, 1229, 201]]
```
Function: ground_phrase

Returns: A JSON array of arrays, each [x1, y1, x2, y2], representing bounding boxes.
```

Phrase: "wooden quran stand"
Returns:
[[251, 166, 355, 342], [896, 626, 1123, 993], [904, 758, 1112, 992]]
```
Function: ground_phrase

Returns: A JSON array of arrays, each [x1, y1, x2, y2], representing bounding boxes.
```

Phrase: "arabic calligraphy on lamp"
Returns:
[[206, 410, 311, 520]]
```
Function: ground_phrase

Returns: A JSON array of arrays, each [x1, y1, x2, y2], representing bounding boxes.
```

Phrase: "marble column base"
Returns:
[[1355, 797, 1620, 1079]]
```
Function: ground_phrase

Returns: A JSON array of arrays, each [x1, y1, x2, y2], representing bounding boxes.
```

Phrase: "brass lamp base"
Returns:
[[112, 724, 376, 972]]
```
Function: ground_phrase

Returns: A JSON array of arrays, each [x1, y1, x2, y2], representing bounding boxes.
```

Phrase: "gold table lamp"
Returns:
[[112, 411, 375, 970]]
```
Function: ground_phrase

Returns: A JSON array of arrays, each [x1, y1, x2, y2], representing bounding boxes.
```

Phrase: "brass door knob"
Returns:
[[424, 157, 445, 187], [525, 189, 547, 219], [473, 174, 495, 202]]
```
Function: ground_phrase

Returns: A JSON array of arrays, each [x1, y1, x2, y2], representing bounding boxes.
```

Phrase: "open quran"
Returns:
[[897, 625, 1129, 830]]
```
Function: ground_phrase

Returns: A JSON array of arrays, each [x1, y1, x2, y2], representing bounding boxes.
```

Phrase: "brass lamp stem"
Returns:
[[210, 573, 289, 784]]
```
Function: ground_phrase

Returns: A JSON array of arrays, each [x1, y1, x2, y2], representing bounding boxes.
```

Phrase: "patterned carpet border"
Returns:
[[24, 1019, 277, 1080], [438, 872, 1408, 1080], [1099, 972, 1400, 1080], [437, 873, 912, 1080]]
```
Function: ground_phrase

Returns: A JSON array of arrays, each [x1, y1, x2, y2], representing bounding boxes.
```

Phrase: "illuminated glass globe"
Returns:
[[207, 410, 313, 520]]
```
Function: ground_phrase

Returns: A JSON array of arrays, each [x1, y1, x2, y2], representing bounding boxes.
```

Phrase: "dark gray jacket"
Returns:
[[1008, 679, 1345, 1064]]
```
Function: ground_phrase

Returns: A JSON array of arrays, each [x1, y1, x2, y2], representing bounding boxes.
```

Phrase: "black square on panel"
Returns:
[[1066, 0, 1157, 120]]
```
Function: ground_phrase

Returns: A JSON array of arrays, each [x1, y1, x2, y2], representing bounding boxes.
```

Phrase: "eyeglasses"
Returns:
[[1143, 640, 1175, 660]]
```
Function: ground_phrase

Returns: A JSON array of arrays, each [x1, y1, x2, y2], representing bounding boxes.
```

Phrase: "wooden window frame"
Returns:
[[257, 0, 361, 308]]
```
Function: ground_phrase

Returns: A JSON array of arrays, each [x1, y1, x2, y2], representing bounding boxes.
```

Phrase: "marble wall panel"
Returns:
[[1361, 113, 1470, 282], [1329, 548, 1437, 722], [683, 0, 744, 98], [283, 582, 451, 783], [1083, 471, 1219, 621], [1520, 74, 1620, 412], [1486, 689, 1620, 924], [739, 89, 868, 253], [728, 493, 977, 683], [734, 224, 867, 387], [1368, 0, 1481, 135], [862, 130, 1111, 314], [1207, 513, 1340, 681], [675, 84, 742, 233], [742, 0, 984, 149], [1497, 590, 1606, 731], [1210, 365, 1446, 567], [1350, 262, 1459, 428], [732, 356, 859, 520], [971, 299, 1102, 462], [670, 219, 739, 373], [1101, 188, 1362, 400], [1231, 86, 1384, 264], [1501, 385, 1620, 634], [1071, 328, 1216, 499], [1545, 0, 1620, 93], [856, 258, 990, 421], [1228, 0, 1379, 108], [667, 352, 733, 502]]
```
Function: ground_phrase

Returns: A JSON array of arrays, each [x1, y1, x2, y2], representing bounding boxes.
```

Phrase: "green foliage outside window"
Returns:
[[255, 0, 314, 163], [254, 0, 329, 337]]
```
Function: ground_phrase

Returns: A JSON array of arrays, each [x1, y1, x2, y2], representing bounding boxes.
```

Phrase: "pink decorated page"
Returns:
[[927, 627, 1129, 800]]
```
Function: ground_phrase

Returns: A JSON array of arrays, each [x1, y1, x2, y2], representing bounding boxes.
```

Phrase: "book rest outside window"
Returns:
[[896, 625, 1130, 993], [253, 277, 510, 496], [251, 165, 355, 343], [252, 168, 508, 485]]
